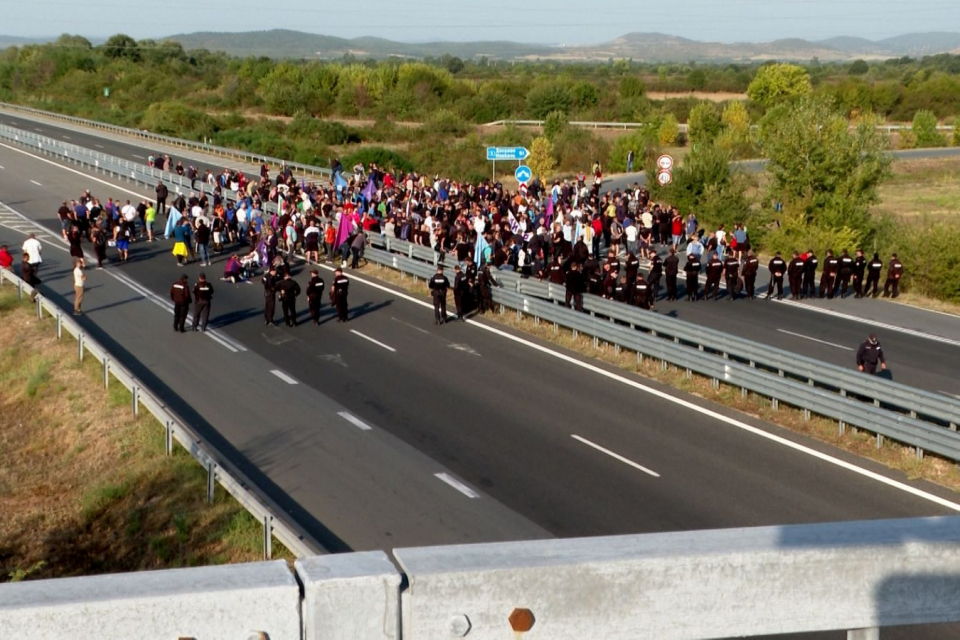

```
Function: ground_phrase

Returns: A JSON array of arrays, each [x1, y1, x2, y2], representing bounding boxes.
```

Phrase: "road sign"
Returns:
[[515, 165, 532, 183], [487, 146, 530, 161], [657, 154, 674, 171], [657, 170, 673, 186]]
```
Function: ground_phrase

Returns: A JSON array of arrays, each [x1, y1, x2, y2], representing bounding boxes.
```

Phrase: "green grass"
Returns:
[[25, 360, 52, 398], [80, 481, 131, 523]]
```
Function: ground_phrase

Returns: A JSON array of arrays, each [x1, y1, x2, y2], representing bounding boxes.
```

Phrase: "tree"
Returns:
[[911, 109, 946, 148], [758, 95, 891, 234], [619, 76, 645, 99], [528, 136, 556, 181], [747, 63, 811, 107], [716, 100, 754, 159], [658, 113, 680, 146], [543, 110, 568, 141], [953, 120, 960, 147], [440, 55, 464, 74], [688, 69, 707, 90], [102, 34, 140, 62], [526, 82, 573, 118], [687, 102, 722, 146], [849, 59, 869, 76]]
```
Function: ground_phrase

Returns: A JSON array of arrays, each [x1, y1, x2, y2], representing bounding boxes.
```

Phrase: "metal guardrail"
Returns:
[[367, 233, 960, 432], [361, 246, 960, 464], [0, 102, 334, 178], [0, 268, 321, 559], [486, 119, 954, 133]]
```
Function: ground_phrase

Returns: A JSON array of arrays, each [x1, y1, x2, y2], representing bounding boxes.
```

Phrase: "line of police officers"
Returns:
[[428, 257, 499, 324]]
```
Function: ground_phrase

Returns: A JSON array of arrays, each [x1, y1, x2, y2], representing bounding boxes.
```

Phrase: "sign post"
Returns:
[[487, 147, 529, 182], [656, 154, 674, 187]]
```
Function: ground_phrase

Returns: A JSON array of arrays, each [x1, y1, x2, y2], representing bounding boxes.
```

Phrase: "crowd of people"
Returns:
[[9, 150, 910, 338]]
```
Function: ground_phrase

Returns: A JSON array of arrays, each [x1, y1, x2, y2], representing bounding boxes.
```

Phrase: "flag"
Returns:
[[545, 198, 554, 225], [474, 233, 489, 265], [334, 172, 348, 192], [334, 210, 354, 249], [163, 206, 182, 238], [507, 210, 520, 235], [361, 177, 377, 203]]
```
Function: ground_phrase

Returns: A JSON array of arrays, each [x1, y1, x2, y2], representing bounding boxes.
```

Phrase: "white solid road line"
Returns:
[[349, 329, 396, 352], [774, 298, 960, 348], [0, 165, 5, 169], [331, 267, 960, 514], [434, 473, 480, 499], [29, 179, 42, 186], [777, 329, 855, 351], [132, 154, 145, 159], [941, 390, 960, 401], [572, 435, 660, 478], [62, 135, 70, 139], [270, 369, 299, 385], [337, 411, 373, 431], [94, 143, 104, 148]]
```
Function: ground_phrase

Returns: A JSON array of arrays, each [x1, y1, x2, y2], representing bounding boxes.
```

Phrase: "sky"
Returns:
[[2, 0, 959, 43]]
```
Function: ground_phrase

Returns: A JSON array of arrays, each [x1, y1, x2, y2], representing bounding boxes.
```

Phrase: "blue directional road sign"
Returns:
[[487, 146, 530, 161], [515, 165, 532, 183]]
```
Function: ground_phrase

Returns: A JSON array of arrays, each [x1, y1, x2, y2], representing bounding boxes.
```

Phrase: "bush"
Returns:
[[608, 129, 658, 173], [140, 101, 216, 139], [762, 206, 864, 263], [526, 81, 573, 118], [551, 127, 610, 174], [543, 110, 568, 141], [658, 113, 680, 146], [527, 136, 556, 181], [910, 109, 946, 148], [954, 121, 960, 147], [286, 115, 361, 146], [619, 76, 646, 99], [342, 146, 415, 174], [687, 102, 723, 146], [423, 109, 469, 137]]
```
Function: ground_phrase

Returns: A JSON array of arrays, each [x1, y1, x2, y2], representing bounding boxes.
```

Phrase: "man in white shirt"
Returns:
[[22, 234, 42, 274], [73, 259, 86, 315]]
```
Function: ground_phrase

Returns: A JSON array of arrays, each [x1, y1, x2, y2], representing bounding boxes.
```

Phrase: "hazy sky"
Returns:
[[3, 0, 959, 43]]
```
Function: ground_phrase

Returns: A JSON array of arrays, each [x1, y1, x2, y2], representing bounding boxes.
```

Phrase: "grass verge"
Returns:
[[361, 261, 960, 494], [0, 288, 292, 583]]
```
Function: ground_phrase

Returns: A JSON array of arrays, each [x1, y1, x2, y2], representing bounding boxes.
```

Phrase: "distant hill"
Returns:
[[4, 29, 960, 62]]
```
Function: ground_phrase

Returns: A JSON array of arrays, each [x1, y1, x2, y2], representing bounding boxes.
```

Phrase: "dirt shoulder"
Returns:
[[0, 289, 289, 583]]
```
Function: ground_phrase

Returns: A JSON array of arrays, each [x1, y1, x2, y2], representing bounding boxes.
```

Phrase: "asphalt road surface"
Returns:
[[3, 110, 959, 399], [3, 141, 960, 561]]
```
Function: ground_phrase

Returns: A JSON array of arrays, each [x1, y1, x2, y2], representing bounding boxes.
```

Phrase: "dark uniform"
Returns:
[[684, 254, 701, 301], [429, 269, 450, 324], [191, 277, 214, 332], [306, 273, 325, 325], [802, 252, 819, 299], [613, 278, 628, 303], [587, 268, 603, 297], [787, 253, 804, 299], [646, 254, 662, 302], [767, 253, 787, 300], [624, 252, 640, 284], [742, 253, 759, 299], [632, 278, 651, 310], [331, 271, 350, 322], [547, 258, 565, 285], [277, 275, 301, 327], [883, 255, 904, 298], [170, 276, 191, 332], [453, 268, 468, 320], [664, 251, 680, 301], [834, 251, 854, 298], [856, 335, 886, 374], [704, 255, 724, 300], [820, 252, 838, 298], [865, 253, 883, 297], [565, 266, 586, 312], [262, 269, 279, 325], [852, 252, 867, 298], [723, 255, 740, 301], [477, 264, 497, 314]]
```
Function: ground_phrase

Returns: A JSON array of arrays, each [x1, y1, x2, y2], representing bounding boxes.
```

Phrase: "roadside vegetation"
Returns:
[[0, 289, 290, 583]]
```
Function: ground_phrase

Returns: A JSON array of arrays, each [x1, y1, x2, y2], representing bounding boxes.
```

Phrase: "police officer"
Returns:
[[856, 333, 887, 375], [742, 250, 759, 299], [834, 250, 854, 298], [704, 252, 723, 301], [331, 267, 350, 322], [852, 249, 867, 298], [453, 264, 468, 321], [820, 249, 838, 298], [883, 253, 904, 298], [477, 260, 497, 314], [191, 273, 213, 332], [802, 249, 819, 299], [723, 251, 740, 301], [646, 253, 662, 302], [464, 254, 478, 312], [613, 274, 629, 303], [865, 252, 883, 298], [277, 271, 301, 327], [547, 255, 565, 286], [663, 247, 679, 301], [632, 276, 651, 310], [564, 261, 586, 311], [429, 265, 450, 324], [624, 250, 640, 285], [305, 269, 325, 325], [262, 265, 279, 326], [767, 251, 787, 300], [684, 252, 701, 301], [787, 251, 804, 299], [170, 274, 191, 333]]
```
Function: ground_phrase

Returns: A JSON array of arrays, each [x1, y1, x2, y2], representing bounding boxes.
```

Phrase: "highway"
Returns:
[[3, 109, 959, 400], [3, 140, 960, 559]]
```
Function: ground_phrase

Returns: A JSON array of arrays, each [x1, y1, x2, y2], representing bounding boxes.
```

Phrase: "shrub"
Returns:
[[543, 110, 568, 141], [342, 146, 415, 174], [551, 127, 610, 174], [526, 81, 573, 118], [527, 136, 556, 181], [424, 109, 469, 137], [687, 102, 723, 146], [910, 109, 946, 148], [658, 113, 680, 146], [140, 101, 216, 139]]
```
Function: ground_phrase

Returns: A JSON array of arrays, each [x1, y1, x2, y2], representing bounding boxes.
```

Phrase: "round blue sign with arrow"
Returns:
[[515, 165, 532, 183]]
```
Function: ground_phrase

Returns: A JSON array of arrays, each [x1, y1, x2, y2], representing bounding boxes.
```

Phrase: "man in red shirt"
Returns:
[[0, 245, 13, 270]]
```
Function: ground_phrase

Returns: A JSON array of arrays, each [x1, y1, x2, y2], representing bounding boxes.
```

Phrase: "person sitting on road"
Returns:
[[222, 254, 244, 284]]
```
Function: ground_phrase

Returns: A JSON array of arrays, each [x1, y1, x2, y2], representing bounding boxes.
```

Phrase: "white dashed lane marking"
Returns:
[[434, 473, 480, 499]]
